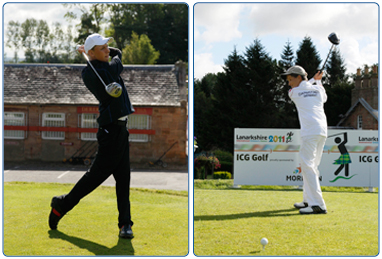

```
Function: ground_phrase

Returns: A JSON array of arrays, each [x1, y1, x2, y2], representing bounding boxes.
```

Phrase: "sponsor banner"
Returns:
[[234, 128, 379, 188]]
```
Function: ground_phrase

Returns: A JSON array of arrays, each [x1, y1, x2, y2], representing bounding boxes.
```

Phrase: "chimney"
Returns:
[[372, 65, 378, 74], [175, 61, 188, 101], [354, 68, 362, 89]]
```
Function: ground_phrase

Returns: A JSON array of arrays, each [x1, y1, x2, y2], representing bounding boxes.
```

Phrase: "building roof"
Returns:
[[336, 97, 379, 126], [4, 63, 182, 107]]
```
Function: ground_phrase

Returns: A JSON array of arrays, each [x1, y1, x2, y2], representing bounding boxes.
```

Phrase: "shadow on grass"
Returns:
[[194, 208, 298, 221], [250, 250, 261, 254], [48, 230, 134, 255]]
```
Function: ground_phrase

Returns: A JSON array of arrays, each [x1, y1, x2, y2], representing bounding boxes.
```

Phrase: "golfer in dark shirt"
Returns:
[[49, 33, 135, 238]]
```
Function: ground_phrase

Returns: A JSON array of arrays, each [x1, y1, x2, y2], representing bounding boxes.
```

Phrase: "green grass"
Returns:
[[4, 182, 188, 256], [194, 180, 378, 256]]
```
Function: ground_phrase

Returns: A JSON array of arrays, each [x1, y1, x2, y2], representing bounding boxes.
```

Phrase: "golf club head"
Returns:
[[106, 82, 122, 98], [328, 32, 340, 45]]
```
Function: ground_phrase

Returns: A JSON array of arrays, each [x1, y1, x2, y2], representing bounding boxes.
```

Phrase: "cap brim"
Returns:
[[98, 37, 114, 46], [106, 37, 114, 44], [281, 71, 292, 76]]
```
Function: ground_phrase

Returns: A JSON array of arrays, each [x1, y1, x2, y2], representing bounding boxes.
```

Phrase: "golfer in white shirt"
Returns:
[[282, 65, 327, 214]]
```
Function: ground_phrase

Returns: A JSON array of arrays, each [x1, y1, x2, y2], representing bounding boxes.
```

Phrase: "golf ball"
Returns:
[[260, 238, 268, 246]]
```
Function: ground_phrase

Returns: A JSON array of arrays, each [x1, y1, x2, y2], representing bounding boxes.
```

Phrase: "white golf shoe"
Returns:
[[299, 206, 327, 214], [293, 202, 308, 209]]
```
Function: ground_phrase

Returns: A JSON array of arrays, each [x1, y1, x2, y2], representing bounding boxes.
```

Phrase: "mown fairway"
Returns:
[[4, 182, 188, 256], [194, 180, 378, 256]]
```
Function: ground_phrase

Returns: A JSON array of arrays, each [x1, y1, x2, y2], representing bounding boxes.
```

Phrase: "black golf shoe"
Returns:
[[119, 225, 134, 239], [49, 197, 66, 230]]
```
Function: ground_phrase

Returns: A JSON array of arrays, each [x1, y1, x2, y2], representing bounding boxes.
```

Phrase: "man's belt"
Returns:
[[113, 120, 127, 126]]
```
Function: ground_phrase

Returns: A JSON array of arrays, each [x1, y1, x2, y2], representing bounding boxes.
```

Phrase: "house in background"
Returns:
[[337, 65, 378, 130], [4, 62, 188, 168]]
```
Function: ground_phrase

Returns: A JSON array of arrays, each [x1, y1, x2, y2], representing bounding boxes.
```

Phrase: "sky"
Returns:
[[194, 3, 379, 79]]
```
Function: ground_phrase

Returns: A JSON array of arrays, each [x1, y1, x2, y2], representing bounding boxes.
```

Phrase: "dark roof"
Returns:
[[337, 97, 379, 126], [4, 63, 182, 107]]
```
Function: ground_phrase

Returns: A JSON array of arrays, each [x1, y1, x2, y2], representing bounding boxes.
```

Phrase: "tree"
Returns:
[[64, 3, 187, 64], [20, 18, 38, 62], [122, 32, 160, 64], [6, 18, 79, 63], [208, 47, 249, 151], [6, 21, 21, 63], [194, 73, 217, 151], [296, 36, 322, 78], [323, 49, 353, 126], [64, 3, 107, 43], [105, 3, 187, 63], [35, 20, 51, 62], [279, 40, 294, 71], [278, 41, 299, 129], [243, 39, 286, 128], [151, 4, 188, 63], [325, 49, 348, 86]]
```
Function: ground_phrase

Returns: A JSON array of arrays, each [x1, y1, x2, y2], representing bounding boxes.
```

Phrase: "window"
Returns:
[[357, 115, 363, 129], [81, 114, 98, 141], [4, 112, 25, 139], [42, 113, 65, 140], [128, 114, 151, 142]]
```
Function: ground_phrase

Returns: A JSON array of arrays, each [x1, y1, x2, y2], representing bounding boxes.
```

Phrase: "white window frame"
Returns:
[[81, 113, 98, 141], [128, 114, 151, 142], [357, 115, 363, 129], [42, 113, 65, 140], [4, 112, 25, 139]]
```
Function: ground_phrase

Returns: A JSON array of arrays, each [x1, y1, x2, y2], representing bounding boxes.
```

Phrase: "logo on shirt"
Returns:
[[298, 90, 319, 98]]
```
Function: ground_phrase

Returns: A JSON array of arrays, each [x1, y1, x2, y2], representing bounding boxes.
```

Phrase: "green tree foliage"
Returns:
[[278, 40, 299, 129], [194, 73, 217, 151], [6, 21, 21, 63], [296, 36, 322, 78], [6, 4, 187, 65], [323, 49, 353, 126], [279, 40, 294, 71], [64, 3, 107, 43], [122, 32, 160, 64], [324, 81, 353, 126], [7, 18, 78, 63], [209, 48, 249, 151], [325, 49, 348, 85], [195, 40, 301, 152], [106, 3, 188, 64]]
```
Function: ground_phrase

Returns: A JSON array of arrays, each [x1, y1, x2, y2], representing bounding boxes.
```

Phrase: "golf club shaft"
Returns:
[[320, 44, 335, 71], [82, 52, 107, 88]]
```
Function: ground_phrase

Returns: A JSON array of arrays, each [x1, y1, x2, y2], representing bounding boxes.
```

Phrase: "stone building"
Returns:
[[337, 65, 378, 130], [4, 62, 188, 168]]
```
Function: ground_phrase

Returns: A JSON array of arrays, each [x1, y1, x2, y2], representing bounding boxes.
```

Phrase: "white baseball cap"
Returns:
[[84, 33, 114, 54], [281, 65, 308, 77]]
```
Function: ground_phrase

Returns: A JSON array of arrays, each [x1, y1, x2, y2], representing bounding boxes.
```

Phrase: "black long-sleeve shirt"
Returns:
[[82, 47, 135, 126]]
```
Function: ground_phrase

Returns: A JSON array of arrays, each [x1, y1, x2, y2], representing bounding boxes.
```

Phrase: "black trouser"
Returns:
[[59, 121, 133, 228]]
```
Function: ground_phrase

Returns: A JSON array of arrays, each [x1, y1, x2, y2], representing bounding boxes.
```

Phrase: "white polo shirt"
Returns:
[[289, 79, 328, 137]]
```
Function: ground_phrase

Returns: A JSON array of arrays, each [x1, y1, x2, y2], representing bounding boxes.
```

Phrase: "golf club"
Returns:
[[77, 45, 122, 98], [320, 32, 340, 72]]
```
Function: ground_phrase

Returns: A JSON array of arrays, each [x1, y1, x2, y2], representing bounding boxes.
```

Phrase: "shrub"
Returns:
[[213, 149, 233, 163], [213, 150, 233, 174], [219, 161, 233, 174], [194, 155, 221, 179], [213, 171, 232, 179]]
